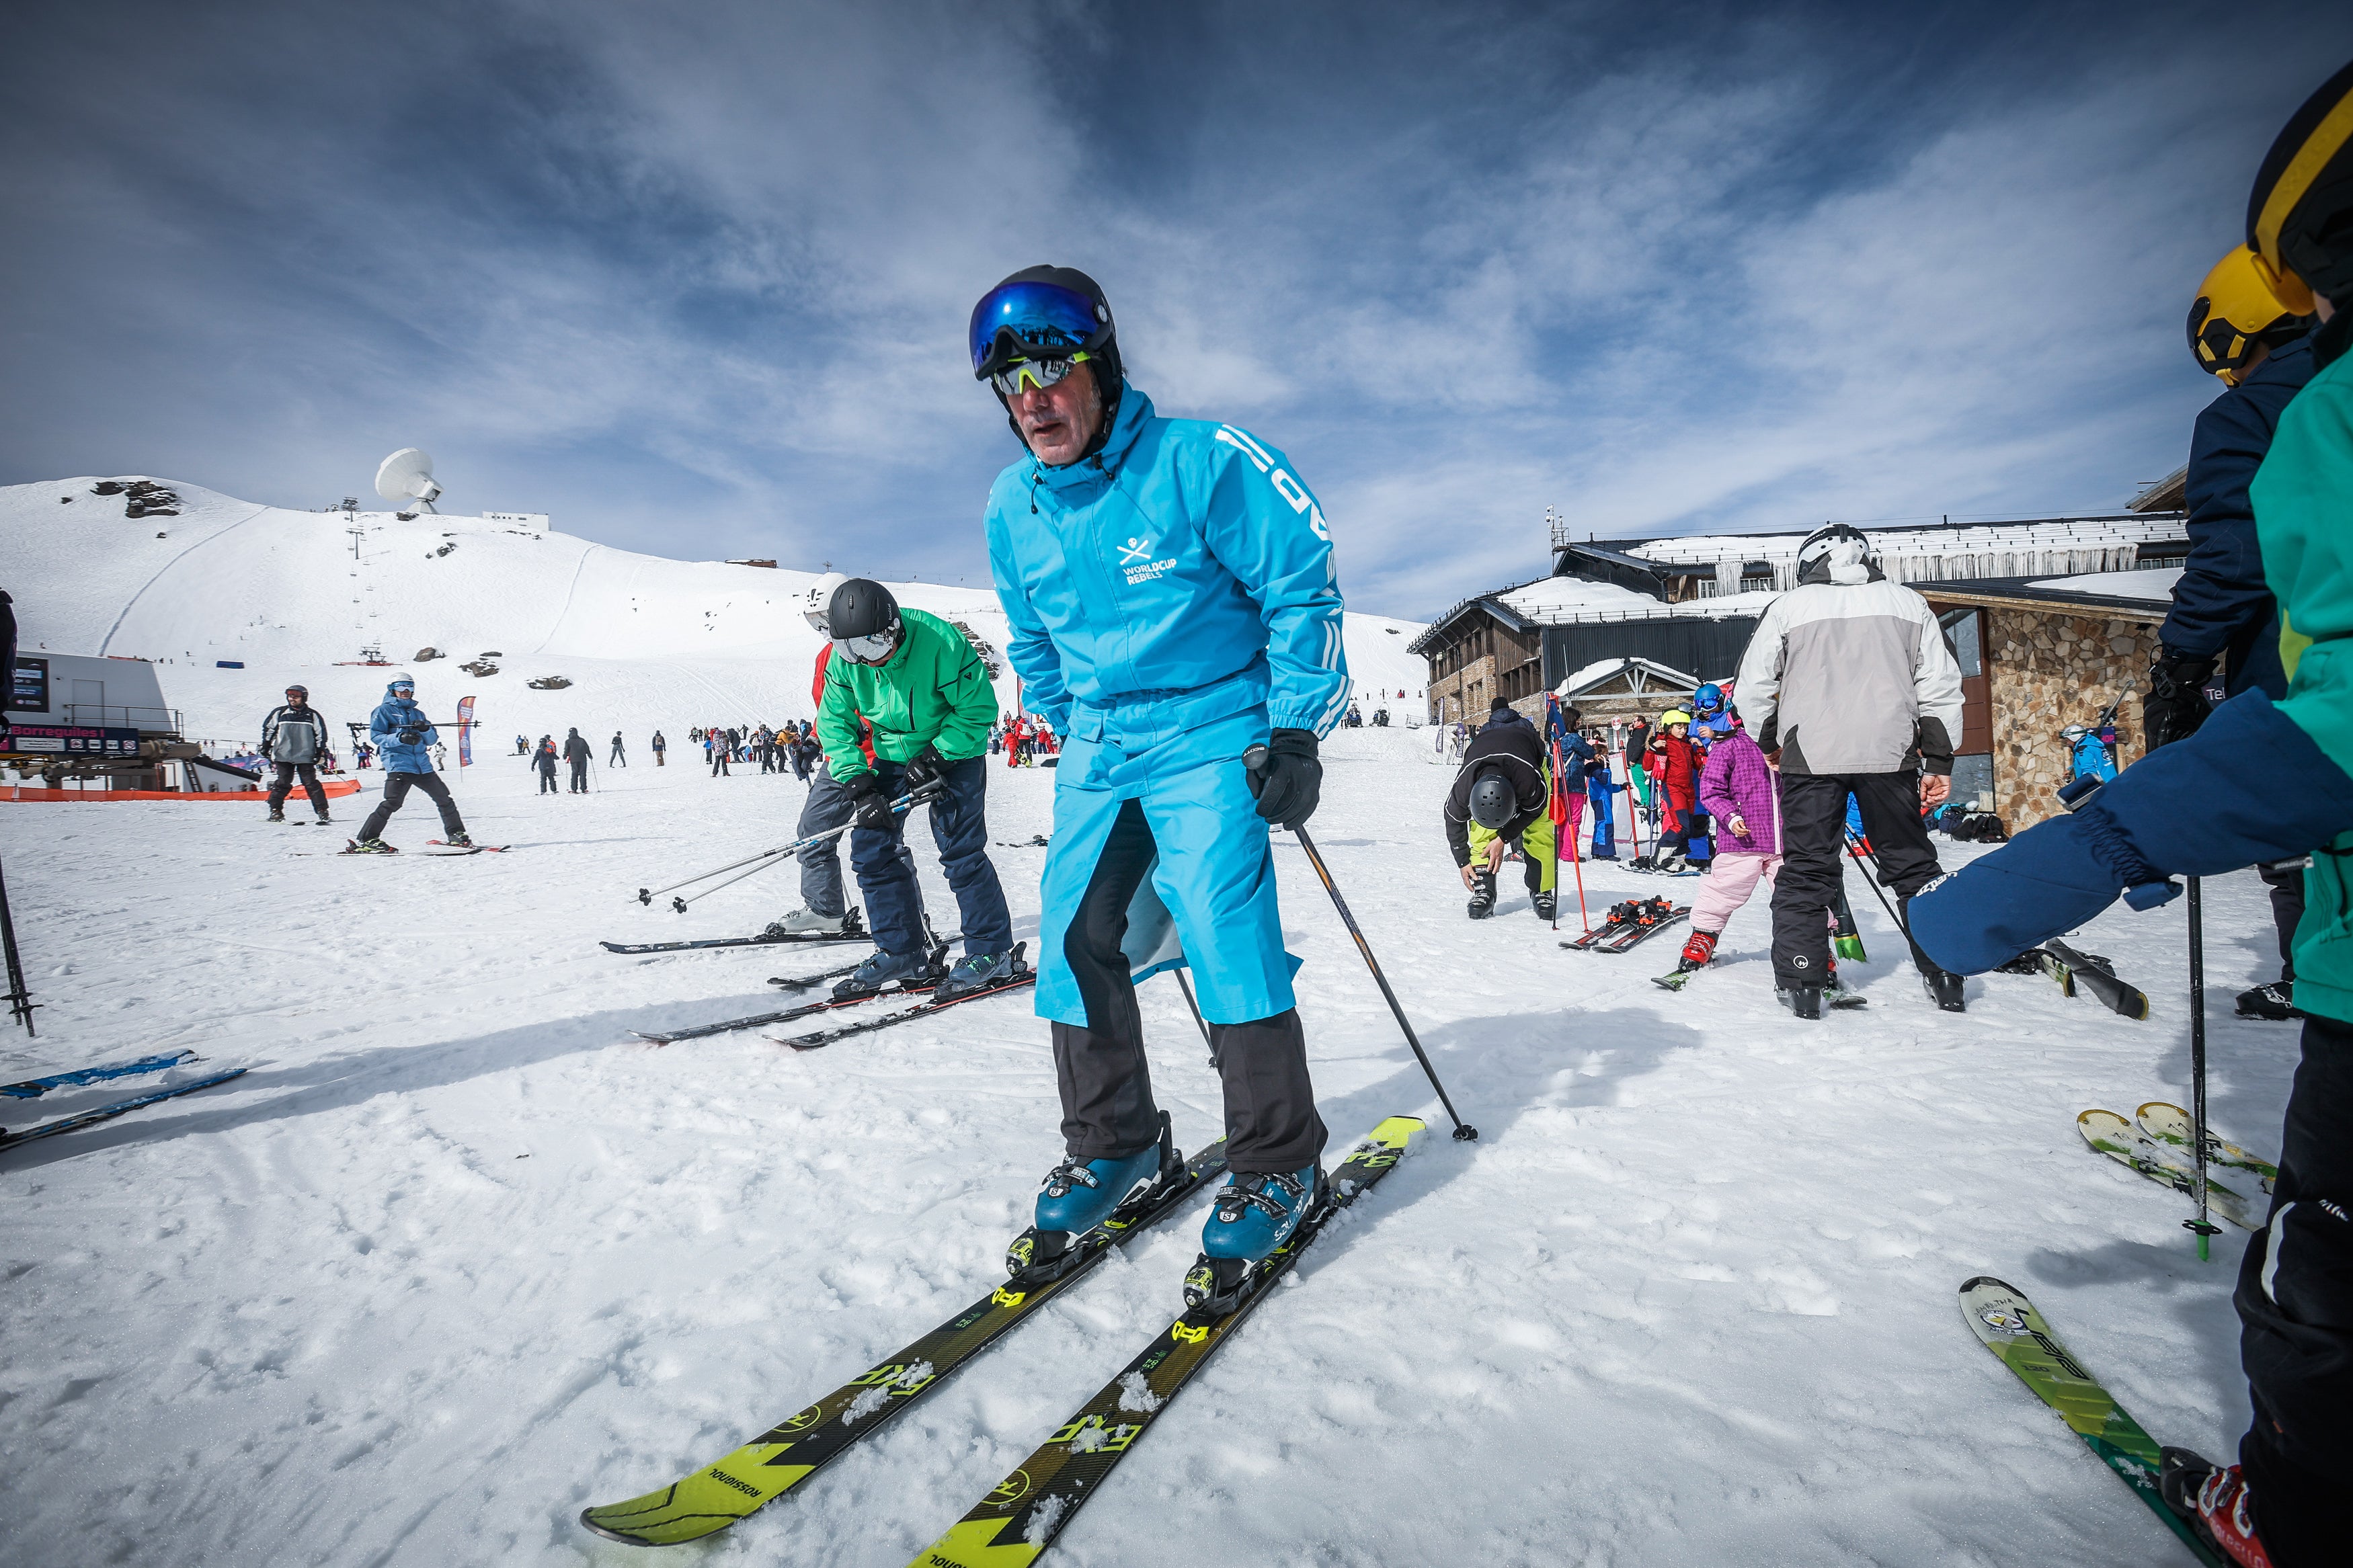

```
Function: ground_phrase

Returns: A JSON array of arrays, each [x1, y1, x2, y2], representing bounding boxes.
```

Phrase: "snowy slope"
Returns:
[[0, 745, 2289, 1567], [2, 477, 1430, 747]]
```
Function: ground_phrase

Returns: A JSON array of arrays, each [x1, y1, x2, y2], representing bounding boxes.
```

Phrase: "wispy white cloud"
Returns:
[[2, 1, 2346, 610]]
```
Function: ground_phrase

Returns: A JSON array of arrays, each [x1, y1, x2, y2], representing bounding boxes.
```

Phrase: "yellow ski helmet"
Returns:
[[2247, 60, 2353, 315], [2187, 245, 2309, 383], [1659, 708, 1693, 728]]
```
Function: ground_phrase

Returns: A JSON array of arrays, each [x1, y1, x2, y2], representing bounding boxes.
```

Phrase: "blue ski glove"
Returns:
[[1909, 692, 2353, 975]]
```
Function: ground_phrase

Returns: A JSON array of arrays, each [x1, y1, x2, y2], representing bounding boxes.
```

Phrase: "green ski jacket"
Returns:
[[2251, 330, 2353, 1020], [816, 606, 997, 780]]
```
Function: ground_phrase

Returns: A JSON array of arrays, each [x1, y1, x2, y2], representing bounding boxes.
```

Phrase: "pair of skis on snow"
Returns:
[[630, 943, 1034, 1048], [1560, 897, 1689, 954], [2077, 1101, 2278, 1231], [0, 1049, 248, 1152], [578, 1115, 1423, 1564]]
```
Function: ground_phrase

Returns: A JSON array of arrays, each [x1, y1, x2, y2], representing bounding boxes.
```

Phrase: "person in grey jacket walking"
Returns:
[[262, 684, 333, 823], [1732, 524, 1966, 1017]]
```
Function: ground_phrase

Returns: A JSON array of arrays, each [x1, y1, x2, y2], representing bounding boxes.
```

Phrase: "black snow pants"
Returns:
[[569, 758, 589, 793], [268, 761, 328, 815], [359, 770, 464, 841], [2235, 1010, 2353, 1565], [1051, 798, 1325, 1175], [2261, 859, 2309, 984], [1771, 771, 1942, 989]]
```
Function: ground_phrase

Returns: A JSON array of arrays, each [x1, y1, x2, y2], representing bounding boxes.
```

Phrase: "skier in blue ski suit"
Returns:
[[353, 673, 469, 850], [973, 265, 1347, 1303]]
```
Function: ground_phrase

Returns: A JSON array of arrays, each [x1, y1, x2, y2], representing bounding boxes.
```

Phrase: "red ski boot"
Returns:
[[1677, 930, 1718, 973], [2160, 1450, 2276, 1568]]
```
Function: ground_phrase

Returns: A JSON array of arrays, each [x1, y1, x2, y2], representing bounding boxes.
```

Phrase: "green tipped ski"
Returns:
[[906, 1116, 1423, 1568], [578, 1137, 1228, 1546], [2077, 1110, 2257, 1229], [2135, 1102, 2279, 1187], [1959, 1276, 2223, 1565]]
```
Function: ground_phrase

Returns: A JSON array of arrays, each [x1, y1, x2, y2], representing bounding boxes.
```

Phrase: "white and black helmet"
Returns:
[[802, 571, 849, 635], [1795, 524, 1877, 587]]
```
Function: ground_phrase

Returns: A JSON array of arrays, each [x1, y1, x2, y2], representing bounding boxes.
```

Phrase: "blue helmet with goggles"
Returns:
[[969, 265, 1123, 450]]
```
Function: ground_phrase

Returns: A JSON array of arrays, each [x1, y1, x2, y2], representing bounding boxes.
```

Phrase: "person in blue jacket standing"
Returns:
[[972, 265, 1347, 1315], [2149, 243, 2319, 1020], [350, 672, 470, 852]]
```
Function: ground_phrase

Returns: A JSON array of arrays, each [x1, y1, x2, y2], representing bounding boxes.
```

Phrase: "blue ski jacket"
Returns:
[[2159, 332, 2315, 698], [984, 384, 1348, 746], [368, 684, 439, 774]]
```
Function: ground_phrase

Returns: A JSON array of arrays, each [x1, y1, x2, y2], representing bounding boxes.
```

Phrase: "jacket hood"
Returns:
[[1030, 383, 1152, 495]]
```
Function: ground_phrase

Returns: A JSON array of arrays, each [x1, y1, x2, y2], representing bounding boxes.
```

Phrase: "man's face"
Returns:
[[1010, 360, 1104, 466]]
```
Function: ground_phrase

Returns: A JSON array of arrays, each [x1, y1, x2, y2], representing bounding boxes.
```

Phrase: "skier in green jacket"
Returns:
[[814, 578, 1016, 1003]]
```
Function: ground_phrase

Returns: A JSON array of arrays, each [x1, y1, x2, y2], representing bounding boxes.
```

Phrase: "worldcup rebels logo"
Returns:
[[1116, 531, 1176, 587]]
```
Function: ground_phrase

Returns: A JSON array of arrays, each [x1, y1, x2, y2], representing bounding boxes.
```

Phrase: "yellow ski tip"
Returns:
[[905, 1516, 1042, 1568]]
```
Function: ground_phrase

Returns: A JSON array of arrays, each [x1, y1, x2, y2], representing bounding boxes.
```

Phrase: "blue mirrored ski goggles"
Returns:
[[969, 280, 1105, 378]]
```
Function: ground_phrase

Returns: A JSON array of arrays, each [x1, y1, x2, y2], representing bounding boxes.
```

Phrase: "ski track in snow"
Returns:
[[0, 736, 2292, 1566]]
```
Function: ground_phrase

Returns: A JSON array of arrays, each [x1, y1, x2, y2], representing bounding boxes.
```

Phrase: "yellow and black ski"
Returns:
[[905, 1116, 1423, 1568], [577, 1135, 1227, 1547]]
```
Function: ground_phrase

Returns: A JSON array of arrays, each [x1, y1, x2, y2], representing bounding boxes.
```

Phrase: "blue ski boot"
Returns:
[[1184, 1162, 1324, 1314], [830, 945, 933, 1002], [934, 942, 1027, 1004], [1006, 1112, 1175, 1283]]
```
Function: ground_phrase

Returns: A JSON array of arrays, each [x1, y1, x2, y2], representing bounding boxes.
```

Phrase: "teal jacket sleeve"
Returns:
[[1197, 427, 1349, 737], [987, 499, 1074, 734]]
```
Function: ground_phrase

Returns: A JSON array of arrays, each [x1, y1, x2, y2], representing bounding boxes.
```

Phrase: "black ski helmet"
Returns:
[[1469, 772, 1517, 831], [826, 578, 900, 641], [971, 265, 1124, 456]]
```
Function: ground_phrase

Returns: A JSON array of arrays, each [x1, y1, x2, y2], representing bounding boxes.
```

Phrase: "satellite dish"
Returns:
[[374, 448, 442, 512]]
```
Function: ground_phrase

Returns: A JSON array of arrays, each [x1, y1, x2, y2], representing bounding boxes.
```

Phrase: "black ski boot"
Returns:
[[267, 808, 286, 823], [1466, 869, 1496, 919], [1899, 894, 1967, 1012], [1532, 890, 1557, 922], [2236, 980, 2298, 1020], [1778, 983, 1823, 1020]]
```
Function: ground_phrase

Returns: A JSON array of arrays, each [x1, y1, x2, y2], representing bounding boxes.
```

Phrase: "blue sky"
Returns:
[[5, 2, 2347, 619]]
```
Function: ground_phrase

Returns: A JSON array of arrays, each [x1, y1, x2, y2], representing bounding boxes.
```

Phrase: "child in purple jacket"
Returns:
[[1675, 720, 1845, 991]]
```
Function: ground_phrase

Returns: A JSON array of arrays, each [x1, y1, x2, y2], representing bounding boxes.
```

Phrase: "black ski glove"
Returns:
[[849, 774, 898, 831], [397, 727, 422, 745], [1246, 728, 1322, 831], [901, 744, 949, 797], [2141, 651, 2215, 749]]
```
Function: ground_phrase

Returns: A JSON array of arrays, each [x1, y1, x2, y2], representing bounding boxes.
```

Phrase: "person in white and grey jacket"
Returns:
[[1732, 524, 1967, 1016], [261, 684, 333, 823]]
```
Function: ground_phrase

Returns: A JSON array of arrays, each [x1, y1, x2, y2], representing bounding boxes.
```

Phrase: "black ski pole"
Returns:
[[1843, 831, 1912, 937], [2186, 874, 2219, 1262], [1172, 967, 1213, 1048], [0, 852, 38, 1036], [1245, 745, 1476, 1142]]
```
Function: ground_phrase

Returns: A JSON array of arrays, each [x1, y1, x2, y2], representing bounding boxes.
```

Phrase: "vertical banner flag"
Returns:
[[456, 696, 474, 768]]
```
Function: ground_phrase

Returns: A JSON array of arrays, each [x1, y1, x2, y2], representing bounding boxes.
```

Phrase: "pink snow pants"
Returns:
[[1692, 851, 1779, 934]]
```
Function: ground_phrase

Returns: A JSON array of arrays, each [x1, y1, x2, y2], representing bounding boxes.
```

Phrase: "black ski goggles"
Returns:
[[968, 279, 1107, 380]]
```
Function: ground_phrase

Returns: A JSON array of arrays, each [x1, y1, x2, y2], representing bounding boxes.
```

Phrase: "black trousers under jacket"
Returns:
[[358, 770, 464, 841], [1770, 771, 1943, 989], [1051, 798, 1325, 1175]]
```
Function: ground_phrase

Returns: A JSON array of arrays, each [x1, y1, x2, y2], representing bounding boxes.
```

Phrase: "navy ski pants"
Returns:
[[848, 756, 1010, 961]]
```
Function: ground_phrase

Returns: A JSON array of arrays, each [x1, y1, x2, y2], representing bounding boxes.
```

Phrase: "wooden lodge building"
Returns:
[[1410, 503, 2192, 829]]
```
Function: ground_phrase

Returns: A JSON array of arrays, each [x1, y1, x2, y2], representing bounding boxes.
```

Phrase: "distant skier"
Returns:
[[1670, 717, 1851, 997], [536, 737, 559, 794], [564, 728, 591, 792], [816, 577, 1011, 997], [350, 673, 469, 851], [1646, 708, 1703, 870], [972, 264, 1347, 1311], [1689, 682, 1736, 747], [651, 729, 666, 767], [1544, 700, 1593, 862], [709, 728, 730, 776], [514, 733, 528, 756], [1733, 523, 1966, 1017], [261, 683, 333, 824], [609, 731, 627, 767], [1445, 696, 1555, 920]]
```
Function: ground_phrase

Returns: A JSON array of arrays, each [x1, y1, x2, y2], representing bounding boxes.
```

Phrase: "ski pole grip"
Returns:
[[1242, 743, 1270, 773]]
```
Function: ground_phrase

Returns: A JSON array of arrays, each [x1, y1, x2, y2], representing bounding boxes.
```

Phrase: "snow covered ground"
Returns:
[[0, 727, 2293, 1567]]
